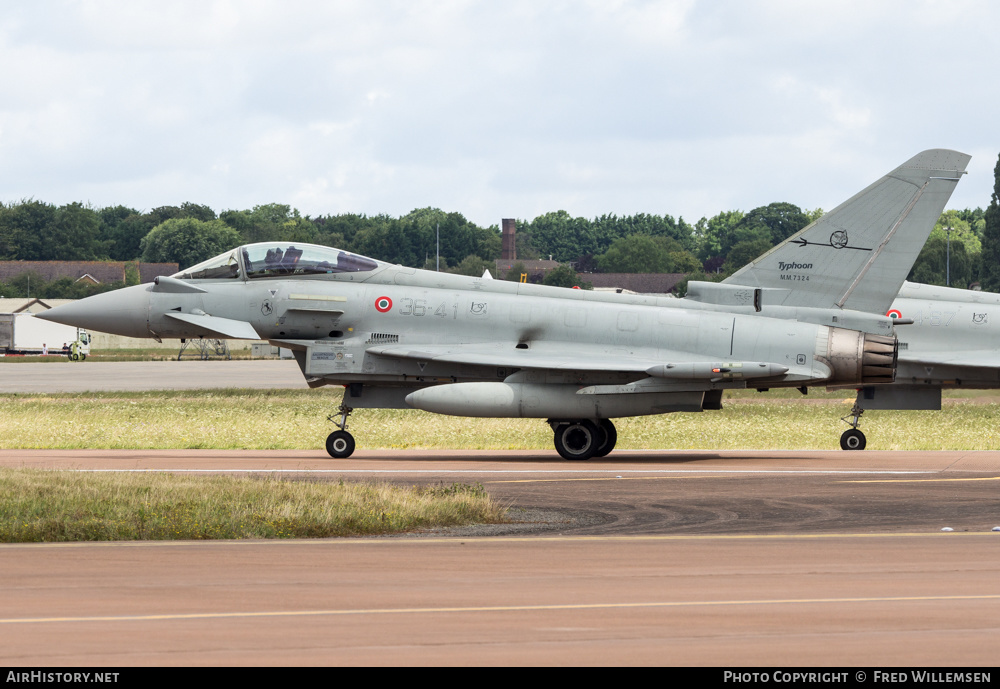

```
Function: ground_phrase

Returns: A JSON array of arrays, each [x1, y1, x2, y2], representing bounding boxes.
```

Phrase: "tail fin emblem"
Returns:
[[791, 232, 872, 252]]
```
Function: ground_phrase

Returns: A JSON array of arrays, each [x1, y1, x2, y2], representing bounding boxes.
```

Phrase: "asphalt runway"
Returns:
[[3, 362, 999, 665], [2, 448, 999, 666]]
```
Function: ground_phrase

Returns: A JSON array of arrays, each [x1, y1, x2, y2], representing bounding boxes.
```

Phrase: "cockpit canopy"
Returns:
[[173, 242, 383, 280]]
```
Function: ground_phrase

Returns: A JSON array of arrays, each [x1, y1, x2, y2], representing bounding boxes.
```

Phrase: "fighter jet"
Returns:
[[38, 149, 968, 459]]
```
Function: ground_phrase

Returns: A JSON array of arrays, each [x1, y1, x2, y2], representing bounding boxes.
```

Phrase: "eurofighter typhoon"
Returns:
[[39, 150, 969, 459]]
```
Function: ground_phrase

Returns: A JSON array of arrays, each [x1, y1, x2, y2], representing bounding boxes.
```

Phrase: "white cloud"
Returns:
[[0, 0, 996, 223]]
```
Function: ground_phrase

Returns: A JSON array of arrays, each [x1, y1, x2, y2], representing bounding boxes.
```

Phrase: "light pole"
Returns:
[[945, 226, 953, 286]]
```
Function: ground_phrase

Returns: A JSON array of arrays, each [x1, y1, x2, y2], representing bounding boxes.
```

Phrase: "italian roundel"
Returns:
[[375, 296, 393, 313], [886, 309, 902, 319]]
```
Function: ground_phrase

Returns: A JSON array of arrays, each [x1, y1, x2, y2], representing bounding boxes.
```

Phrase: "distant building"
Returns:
[[501, 218, 517, 261], [0, 297, 77, 314], [496, 217, 562, 281], [494, 258, 562, 282], [584, 273, 687, 295], [0, 261, 178, 286]]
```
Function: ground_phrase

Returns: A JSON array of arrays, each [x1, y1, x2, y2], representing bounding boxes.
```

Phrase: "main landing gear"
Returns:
[[326, 404, 356, 458], [839, 401, 867, 451], [549, 419, 617, 460]]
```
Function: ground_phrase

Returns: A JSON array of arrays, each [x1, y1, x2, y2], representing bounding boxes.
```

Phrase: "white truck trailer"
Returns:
[[0, 313, 91, 359]]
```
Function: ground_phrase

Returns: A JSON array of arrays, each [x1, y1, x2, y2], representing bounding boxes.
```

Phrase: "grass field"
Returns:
[[2, 387, 1000, 451], [0, 470, 506, 542], [2, 387, 996, 543]]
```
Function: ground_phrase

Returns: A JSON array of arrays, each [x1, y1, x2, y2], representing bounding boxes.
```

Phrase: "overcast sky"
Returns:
[[1, 1, 996, 228]]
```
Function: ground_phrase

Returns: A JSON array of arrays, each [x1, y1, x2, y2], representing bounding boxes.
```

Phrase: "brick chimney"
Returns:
[[501, 218, 516, 261]]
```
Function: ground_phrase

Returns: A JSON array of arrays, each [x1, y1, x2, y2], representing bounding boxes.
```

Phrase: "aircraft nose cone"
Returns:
[[36, 285, 150, 338]]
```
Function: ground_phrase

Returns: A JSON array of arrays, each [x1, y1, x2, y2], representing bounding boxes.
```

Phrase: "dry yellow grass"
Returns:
[[0, 469, 507, 542], [2, 389, 1000, 451]]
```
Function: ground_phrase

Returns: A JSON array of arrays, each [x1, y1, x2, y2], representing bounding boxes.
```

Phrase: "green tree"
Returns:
[[0, 200, 105, 261], [590, 213, 696, 254], [98, 205, 149, 261], [696, 203, 808, 264], [734, 202, 810, 249], [595, 235, 698, 273], [930, 210, 980, 254], [48, 202, 104, 260], [140, 218, 242, 269], [525, 211, 596, 262], [805, 207, 825, 223], [956, 207, 986, 239], [180, 202, 217, 222], [723, 238, 774, 274], [351, 218, 417, 266], [146, 206, 184, 226], [694, 210, 744, 261], [397, 208, 499, 268], [542, 264, 591, 289], [312, 212, 382, 250], [980, 154, 1000, 291], [667, 251, 703, 273], [0, 200, 57, 260], [448, 254, 495, 277], [220, 204, 318, 245], [909, 235, 972, 288]]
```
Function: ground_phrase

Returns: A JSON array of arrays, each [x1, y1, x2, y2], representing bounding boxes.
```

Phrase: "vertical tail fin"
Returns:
[[724, 149, 970, 314]]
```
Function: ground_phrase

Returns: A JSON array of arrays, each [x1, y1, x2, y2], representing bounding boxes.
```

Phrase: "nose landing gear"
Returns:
[[840, 402, 867, 450], [326, 404, 356, 458]]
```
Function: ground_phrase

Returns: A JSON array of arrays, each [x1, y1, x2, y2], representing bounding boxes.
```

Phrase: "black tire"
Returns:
[[840, 428, 866, 451], [553, 420, 598, 461], [326, 430, 356, 458], [593, 419, 617, 458]]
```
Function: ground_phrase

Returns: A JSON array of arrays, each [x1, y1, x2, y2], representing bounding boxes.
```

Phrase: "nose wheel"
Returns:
[[326, 404, 356, 458], [840, 428, 866, 451], [839, 401, 867, 451], [326, 430, 356, 458]]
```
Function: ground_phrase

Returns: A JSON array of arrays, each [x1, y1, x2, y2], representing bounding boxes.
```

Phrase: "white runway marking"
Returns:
[[3, 593, 1000, 625], [61, 468, 935, 475]]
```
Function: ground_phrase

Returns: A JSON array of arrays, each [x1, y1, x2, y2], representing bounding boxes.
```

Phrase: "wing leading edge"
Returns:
[[366, 343, 790, 380]]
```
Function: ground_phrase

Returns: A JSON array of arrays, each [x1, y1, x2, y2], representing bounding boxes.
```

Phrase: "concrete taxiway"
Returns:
[[2, 448, 999, 665], [0, 360, 308, 393]]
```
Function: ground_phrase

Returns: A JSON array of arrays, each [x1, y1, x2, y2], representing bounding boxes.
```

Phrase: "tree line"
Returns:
[[3, 151, 999, 298]]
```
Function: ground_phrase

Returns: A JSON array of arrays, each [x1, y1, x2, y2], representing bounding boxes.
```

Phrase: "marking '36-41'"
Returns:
[[375, 296, 462, 319]]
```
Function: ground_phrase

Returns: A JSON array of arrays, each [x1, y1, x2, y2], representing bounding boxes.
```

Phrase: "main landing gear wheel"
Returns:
[[326, 430, 356, 458], [840, 428, 866, 451], [553, 420, 599, 461], [593, 419, 617, 458]]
